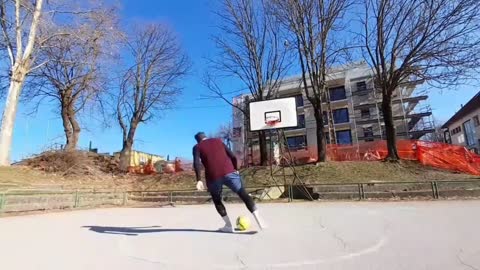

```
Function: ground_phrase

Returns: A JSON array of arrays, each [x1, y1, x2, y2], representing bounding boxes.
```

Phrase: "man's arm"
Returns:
[[224, 144, 238, 170], [192, 145, 202, 182]]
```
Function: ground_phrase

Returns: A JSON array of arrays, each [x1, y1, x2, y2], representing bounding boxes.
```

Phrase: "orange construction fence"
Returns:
[[243, 140, 480, 175]]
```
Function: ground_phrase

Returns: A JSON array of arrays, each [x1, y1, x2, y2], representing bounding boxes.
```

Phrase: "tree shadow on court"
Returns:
[[82, 226, 257, 236]]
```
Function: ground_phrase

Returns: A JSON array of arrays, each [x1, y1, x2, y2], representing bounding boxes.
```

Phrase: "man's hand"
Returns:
[[196, 181, 205, 191]]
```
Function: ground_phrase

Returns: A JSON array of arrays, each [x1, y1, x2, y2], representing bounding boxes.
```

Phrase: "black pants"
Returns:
[[207, 172, 257, 217]]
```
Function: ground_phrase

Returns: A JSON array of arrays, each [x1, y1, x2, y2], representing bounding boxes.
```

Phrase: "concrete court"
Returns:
[[0, 201, 479, 270]]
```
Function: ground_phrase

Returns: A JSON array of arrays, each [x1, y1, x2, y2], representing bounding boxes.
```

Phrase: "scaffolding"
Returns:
[[234, 70, 436, 165], [348, 80, 434, 144]]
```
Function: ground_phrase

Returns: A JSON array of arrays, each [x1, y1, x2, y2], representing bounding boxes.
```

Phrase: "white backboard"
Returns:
[[249, 97, 298, 131]]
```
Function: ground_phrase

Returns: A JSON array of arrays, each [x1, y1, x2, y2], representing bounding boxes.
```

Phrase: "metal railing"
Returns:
[[1, 179, 479, 214]]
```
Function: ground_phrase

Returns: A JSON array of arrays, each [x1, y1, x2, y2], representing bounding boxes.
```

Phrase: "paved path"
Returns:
[[1, 201, 479, 269]]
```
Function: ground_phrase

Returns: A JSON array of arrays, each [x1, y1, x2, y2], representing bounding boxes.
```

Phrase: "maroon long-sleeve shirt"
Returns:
[[193, 138, 238, 182]]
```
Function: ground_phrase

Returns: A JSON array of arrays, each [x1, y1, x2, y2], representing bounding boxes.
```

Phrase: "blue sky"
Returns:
[[4, 0, 480, 162]]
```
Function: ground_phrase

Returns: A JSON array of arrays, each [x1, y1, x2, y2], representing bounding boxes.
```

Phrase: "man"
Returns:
[[193, 132, 267, 232]]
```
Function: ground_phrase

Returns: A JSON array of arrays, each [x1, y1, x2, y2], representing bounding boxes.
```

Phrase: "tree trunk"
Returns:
[[258, 130, 268, 166], [382, 93, 399, 161], [325, 88, 337, 144], [61, 106, 75, 151], [119, 121, 138, 171], [0, 70, 25, 165], [119, 140, 133, 172], [314, 108, 327, 162], [68, 107, 81, 151], [327, 103, 337, 144]]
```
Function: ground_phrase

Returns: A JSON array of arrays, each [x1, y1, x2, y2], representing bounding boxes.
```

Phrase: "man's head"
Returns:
[[194, 132, 207, 143]]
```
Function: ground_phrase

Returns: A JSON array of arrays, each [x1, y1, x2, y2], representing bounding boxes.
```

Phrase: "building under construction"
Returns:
[[231, 62, 435, 165]]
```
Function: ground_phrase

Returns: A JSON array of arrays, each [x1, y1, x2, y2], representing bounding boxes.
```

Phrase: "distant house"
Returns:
[[442, 92, 480, 153]]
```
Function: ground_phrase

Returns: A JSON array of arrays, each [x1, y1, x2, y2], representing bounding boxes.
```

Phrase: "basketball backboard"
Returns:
[[249, 97, 298, 131]]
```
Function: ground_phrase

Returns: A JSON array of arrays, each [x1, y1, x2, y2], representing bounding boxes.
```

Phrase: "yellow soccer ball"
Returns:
[[236, 216, 250, 231]]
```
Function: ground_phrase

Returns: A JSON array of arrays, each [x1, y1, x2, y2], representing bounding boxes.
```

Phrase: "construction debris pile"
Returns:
[[16, 151, 193, 177], [16, 151, 121, 176], [127, 158, 191, 175]]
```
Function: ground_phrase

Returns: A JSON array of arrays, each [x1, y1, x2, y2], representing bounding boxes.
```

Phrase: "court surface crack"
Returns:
[[457, 249, 479, 270], [236, 253, 247, 268], [333, 232, 347, 250]]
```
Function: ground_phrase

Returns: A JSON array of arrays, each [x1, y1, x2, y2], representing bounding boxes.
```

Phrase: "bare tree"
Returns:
[[26, 6, 120, 151], [213, 122, 234, 149], [361, 0, 480, 160], [0, 0, 45, 165], [116, 24, 189, 171], [422, 118, 444, 142], [205, 0, 291, 166], [271, 0, 353, 162]]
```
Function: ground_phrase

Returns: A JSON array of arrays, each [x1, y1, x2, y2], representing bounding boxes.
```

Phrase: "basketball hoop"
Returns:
[[264, 111, 281, 129], [249, 98, 297, 131], [265, 115, 280, 128], [266, 119, 280, 128]]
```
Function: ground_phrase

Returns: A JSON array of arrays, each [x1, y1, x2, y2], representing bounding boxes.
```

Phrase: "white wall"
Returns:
[[447, 108, 480, 150]]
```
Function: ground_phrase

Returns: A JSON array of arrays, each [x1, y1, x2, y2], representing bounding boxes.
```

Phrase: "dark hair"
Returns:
[[194, 132, 206, 142]]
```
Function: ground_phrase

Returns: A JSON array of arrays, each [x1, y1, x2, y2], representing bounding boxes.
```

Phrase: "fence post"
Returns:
[[122, 192, 128, 206], [287, 185, 292, 202], [74, 190, 79, 208], [434, 182, 439, 199], [358, 184, 365, 200], [169, 192, 173, 204], [0, 193, 5, 212]]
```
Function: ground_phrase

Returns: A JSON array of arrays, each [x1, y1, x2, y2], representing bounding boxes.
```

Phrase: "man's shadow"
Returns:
[[82, 226, 257, 236]]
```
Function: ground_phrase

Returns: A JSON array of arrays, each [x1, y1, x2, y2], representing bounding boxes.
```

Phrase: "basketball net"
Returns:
[[265, 120, 280, 128], [265, 115, 280, 128]]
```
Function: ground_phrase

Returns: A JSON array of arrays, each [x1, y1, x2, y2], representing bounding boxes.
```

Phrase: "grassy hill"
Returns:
[[0, 151, 476, 192]]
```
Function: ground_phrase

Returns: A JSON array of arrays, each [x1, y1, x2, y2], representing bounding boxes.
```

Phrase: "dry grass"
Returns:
[[1, 157, 477, 192], [241, 161, 478, 186], [0, 166, 59, 186]]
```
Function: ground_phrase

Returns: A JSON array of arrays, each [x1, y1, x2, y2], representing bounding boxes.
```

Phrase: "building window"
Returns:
[[332, 108, 349, 124], [451, 126, 462, 135], [444, 131, 452, 144], [361, 109, 370, 119], [336, 130, 352, 144], [356, 81, 367, 92], [294, 94, 304, 107], [287, 135, 307, 150], [285, 114, 305, 130], [463, 120, 476, 146], [363, 127, 374, 141], [329, 86, 346, 101], [473, 115, 480, 127], [298, 114, 305, 128], [322, 111, 328, 126]]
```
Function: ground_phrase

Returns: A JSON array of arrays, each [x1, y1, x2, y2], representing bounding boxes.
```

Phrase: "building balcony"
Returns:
[[355, 111, 432, 125], [354, 95, 428, 110], [357, 128, 435, 141]]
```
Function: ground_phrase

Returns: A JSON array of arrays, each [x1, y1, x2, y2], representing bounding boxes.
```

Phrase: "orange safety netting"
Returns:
[[243, 140, 480, 175], [415, 141, 480, 176]]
